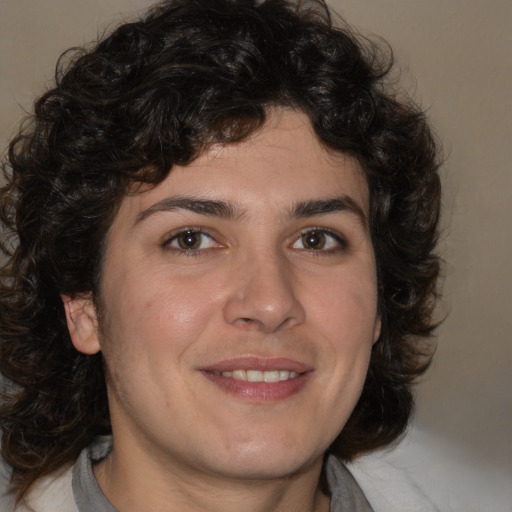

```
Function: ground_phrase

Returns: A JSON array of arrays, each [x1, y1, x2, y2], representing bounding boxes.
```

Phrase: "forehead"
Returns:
[[117, 109, 369, 225]]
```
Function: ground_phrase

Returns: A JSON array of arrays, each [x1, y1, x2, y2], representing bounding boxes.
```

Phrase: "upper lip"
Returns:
[[200, 356, 313, 373]]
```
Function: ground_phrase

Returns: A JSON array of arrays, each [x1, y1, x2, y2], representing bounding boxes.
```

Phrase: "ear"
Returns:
[[61, 293, 101, 354], [373, 315, 382, 345]]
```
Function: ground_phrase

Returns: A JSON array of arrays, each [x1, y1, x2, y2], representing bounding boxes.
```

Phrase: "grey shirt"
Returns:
[[72, 437, 374, 512]]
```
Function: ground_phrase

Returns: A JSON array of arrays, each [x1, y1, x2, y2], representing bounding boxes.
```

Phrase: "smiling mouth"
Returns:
[[200, 357, 312, 401], [208, 370, 300, 382], [202, 365, 310, 402]]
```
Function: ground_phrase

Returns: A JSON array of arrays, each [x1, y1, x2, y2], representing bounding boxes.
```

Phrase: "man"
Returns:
[[0, 0, 441, 510]]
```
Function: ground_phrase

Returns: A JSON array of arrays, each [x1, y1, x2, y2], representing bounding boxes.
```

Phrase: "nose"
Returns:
[[222, 252, 306, 333]]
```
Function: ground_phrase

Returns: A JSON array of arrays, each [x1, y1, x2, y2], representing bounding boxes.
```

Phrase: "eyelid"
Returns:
[[161, 226, 225, 253], [291, 227, 348, 251]]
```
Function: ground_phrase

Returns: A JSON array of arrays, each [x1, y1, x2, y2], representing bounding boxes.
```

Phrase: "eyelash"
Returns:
[[292, 228, 347, 254], [162, 227, 347, 257], [162, 228, 221, 256]]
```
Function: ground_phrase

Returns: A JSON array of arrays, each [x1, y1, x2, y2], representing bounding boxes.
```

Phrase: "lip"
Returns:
[[200, 356, 312, 373], [199, 356, 313, 403]]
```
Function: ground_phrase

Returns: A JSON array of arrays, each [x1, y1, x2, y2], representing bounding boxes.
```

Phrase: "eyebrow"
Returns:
[[290, 197, 368, 228], [134, 196, 240, 226], [134, 195, 367, 227]]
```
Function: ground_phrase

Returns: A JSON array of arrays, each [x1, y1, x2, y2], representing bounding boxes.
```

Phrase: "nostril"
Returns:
[[233, 317, 261, 331]]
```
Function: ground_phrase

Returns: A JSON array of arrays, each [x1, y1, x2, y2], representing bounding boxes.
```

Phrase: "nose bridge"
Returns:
[[223, 247, 305, 333]]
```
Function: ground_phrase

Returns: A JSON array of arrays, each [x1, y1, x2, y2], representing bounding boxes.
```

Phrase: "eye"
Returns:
[[165, 229, 218, 252], [292, 229, 346, 251]]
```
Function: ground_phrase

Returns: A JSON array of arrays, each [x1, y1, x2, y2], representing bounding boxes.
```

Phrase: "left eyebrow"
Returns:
[[290, 196, 368, 228], [134, 196, 242, 226]]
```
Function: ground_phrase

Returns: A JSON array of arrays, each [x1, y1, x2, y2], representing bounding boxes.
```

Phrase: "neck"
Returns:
[[94, 445, 330, 512]]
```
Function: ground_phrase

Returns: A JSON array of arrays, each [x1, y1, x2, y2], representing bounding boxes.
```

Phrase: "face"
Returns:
[[67, 109, 380, 484]]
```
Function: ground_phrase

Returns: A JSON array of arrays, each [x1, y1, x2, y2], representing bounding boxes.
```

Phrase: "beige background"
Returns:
[[1, 0, 511, 501], [335, 0, 512, 469]]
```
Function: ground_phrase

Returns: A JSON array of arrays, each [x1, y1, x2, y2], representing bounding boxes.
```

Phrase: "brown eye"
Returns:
[[177, 231, 202, 250], [301, 231, 326, 250], [292, 229, 345, 251], [166, 230, 217, 251]]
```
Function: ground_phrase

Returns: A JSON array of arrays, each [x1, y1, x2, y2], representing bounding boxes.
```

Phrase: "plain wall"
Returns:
[[332, 0, 512, 474], [1, 0, 511, 485]]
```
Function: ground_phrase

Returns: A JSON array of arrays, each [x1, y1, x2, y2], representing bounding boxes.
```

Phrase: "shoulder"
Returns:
[[346, 425, 512, 512], [0, 465, 76, 512], [346, 453, 436, 512]]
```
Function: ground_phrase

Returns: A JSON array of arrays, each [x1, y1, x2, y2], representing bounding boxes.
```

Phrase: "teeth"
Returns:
[[232, 370, 246, 380], [219, 370, 299, 382], [264, 370, 280, 382], [247, 370, 263, 382]]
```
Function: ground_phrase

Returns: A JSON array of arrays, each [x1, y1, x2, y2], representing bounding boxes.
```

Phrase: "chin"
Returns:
[[208, 442, 324, 481]]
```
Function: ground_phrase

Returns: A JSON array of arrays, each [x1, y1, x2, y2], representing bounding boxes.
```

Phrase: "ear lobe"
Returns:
[[373, 315, 382, 345], [61, 293, 101, 354]]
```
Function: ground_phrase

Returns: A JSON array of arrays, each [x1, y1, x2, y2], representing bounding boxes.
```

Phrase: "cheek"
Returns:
[[308, 268, 379, 340], [101, 268, 223, 359]]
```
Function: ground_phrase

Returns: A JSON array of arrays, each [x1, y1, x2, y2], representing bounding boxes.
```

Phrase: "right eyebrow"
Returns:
[[133, 196, 243, 227], [290, 196, 368, 229]]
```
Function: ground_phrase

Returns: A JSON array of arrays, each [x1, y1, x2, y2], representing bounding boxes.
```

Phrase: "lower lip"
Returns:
[[201, 371, 312, 403]]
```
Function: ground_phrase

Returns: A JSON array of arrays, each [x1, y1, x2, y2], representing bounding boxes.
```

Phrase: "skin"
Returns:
[[64, 109, 381, 512]]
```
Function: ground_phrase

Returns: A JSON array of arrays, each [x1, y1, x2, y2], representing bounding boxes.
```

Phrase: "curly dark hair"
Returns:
[[0, 0, 441, 499]]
